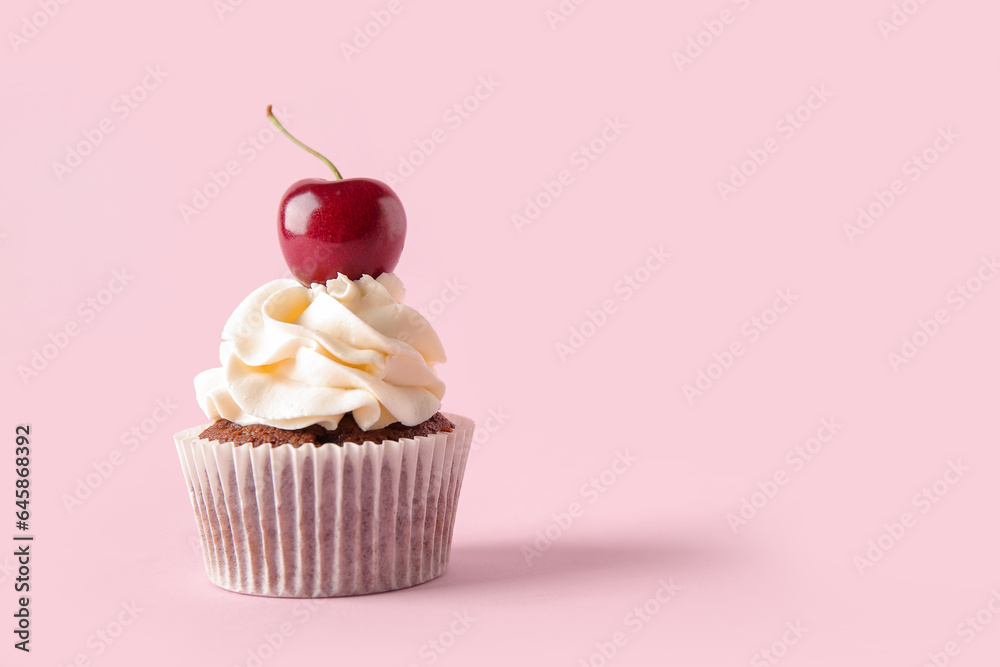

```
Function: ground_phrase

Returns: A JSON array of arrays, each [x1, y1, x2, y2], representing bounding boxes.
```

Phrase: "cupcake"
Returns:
[[174, 108, 474, 597]]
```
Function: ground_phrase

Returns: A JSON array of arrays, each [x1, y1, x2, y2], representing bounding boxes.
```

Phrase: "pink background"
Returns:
[[3, 0, 999, 664]]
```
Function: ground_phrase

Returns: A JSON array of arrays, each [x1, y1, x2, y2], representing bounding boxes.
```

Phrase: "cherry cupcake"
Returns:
[[173, 110, 474, 597]]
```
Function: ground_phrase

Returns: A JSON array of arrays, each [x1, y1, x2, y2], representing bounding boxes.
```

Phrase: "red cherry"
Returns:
[[268, 106, 406, 284], [278, 177, 405, 284]]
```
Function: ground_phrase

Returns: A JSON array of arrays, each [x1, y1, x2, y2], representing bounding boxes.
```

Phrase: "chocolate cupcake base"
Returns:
[[199, 412, 455, 447], [174, 414, 474, 597]]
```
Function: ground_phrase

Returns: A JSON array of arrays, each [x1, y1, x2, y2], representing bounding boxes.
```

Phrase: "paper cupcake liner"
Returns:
[[174, 414, 473, 597]]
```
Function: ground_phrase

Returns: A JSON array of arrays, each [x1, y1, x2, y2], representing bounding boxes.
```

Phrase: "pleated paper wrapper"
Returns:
[[174, 414, 474, 597]]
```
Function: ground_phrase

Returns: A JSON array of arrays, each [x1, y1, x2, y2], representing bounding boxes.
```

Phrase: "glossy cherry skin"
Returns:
[[278, 177, 406, 284]]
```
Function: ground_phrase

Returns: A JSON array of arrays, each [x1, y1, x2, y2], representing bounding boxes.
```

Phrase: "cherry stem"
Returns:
[[266, 105, 342, 180]]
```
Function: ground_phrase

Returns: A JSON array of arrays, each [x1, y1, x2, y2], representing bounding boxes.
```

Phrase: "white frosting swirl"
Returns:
[[195, 273, 446, 431]]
